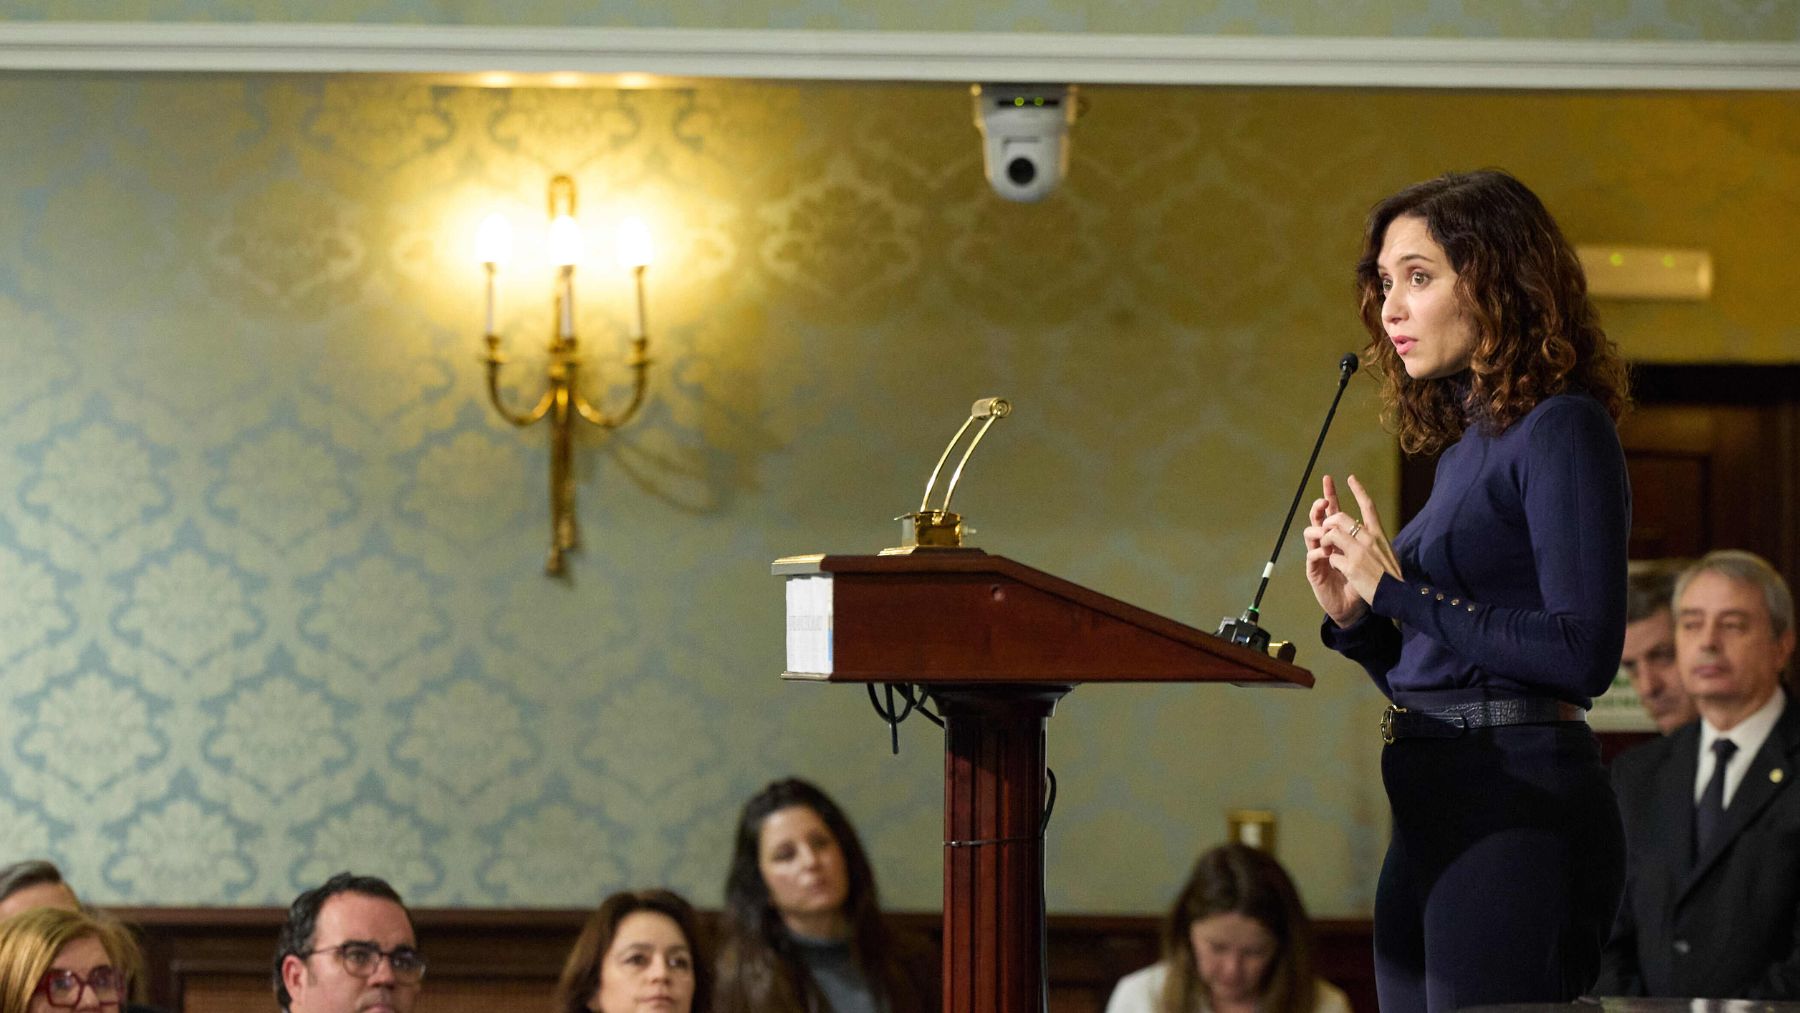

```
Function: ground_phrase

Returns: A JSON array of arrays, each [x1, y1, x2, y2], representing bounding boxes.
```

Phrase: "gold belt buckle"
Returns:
[[1381, 705, 1409, 745]]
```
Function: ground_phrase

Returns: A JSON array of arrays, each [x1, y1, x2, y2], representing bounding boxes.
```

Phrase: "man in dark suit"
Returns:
[[1621, 559, 1697, 734], [1598, 549, 1800, 998]]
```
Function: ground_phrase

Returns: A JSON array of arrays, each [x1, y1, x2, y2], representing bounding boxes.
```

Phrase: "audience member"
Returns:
[[0, 860, 159, 1013], [1621, 559, 1697, 734], [1598, 550, 1800, 998], [1105, 844, 1348, 1013], [0, 864, 79, 924], [714, 778, 936, 1013], [0, 906, 133, 1013], [273, 873, 423, 1013], [555, 889, 710, 1013]]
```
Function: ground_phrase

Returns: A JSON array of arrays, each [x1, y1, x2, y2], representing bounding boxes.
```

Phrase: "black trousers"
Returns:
[[1375, 690, 1626, 1013]]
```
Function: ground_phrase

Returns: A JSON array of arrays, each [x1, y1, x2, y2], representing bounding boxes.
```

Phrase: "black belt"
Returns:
[[1380, 698, 1587, 745]]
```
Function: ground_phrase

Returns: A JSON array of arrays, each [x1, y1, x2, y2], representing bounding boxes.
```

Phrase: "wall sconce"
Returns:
[[480, 175, 653, 576]]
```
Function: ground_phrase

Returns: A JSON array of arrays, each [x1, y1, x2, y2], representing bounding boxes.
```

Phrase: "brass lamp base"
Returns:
[[880, 510, 965, 555]]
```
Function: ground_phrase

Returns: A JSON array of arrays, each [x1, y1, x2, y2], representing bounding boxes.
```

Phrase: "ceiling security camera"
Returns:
[[972, 84, 1077, 203]]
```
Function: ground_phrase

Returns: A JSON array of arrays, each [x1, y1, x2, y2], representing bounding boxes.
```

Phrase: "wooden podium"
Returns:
[[774, 549, 1313, 1013]]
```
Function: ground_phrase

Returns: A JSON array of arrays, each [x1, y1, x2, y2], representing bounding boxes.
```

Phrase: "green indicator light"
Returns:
[[1661, 254, 1676, 268], [1609, 252, 1625, 267], [1034, 97, 1045, 106], [1014, 97, 1025, 106]]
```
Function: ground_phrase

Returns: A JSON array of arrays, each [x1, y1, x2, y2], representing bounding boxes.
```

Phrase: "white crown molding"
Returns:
[[1, 21, 1798, 89]]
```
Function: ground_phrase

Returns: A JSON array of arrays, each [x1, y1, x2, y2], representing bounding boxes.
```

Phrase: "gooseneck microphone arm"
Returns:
[[1218, 353, 1359, 654], [1250, 352, 1360, 614]]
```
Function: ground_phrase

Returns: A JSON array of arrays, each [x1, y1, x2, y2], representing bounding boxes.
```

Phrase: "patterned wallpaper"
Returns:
[[0, 0, 1794, 40], [0, 75, 1796, 918]]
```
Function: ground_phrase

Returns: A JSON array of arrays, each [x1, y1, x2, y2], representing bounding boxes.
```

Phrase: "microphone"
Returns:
[[1216, 353, 1360, 660]]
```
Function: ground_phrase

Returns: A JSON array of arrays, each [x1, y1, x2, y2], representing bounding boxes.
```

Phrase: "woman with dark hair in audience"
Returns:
[[714, 778, 936, 1013], [0, 906, 134, 1013], [555, 888, 710, 1013], [1304, 169, 1631, 1010], [1106, 844, 1348, 1013]]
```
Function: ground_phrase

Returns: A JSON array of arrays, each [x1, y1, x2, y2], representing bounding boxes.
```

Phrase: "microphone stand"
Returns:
[[1217, 353, 1360, 658]]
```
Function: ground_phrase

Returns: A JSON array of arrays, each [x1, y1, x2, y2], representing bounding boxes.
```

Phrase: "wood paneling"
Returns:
[[1622, 365, 1800, 586]]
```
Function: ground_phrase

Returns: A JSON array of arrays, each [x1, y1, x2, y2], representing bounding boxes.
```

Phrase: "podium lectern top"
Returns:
[[774, 548, 1312, 1013], [775, 549, 1313, 689]]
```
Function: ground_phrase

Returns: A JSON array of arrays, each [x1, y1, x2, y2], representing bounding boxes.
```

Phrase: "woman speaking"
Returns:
[[1304, 169, 1631, 1011]]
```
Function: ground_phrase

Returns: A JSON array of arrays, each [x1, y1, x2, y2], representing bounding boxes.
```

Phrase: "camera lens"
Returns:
[[1006, 157, 1036, 186]]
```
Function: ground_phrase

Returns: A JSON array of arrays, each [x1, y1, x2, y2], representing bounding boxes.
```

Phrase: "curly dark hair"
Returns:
[[1354, 169, 1630, 455], [714, 778, 929, 1013], [554, 889, 712, 1013]]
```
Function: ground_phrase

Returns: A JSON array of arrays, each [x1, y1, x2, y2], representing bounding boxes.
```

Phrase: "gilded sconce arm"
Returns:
[[482, 332, 556, 429]]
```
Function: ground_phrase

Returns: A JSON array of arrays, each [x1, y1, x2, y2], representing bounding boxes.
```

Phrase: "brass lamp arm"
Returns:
[[483, 342, 555, 427], [919, 397, 1011, 514], [570, 343, 651, 430], [939, 409, 1004, 515], [918, 416, 976, 513]]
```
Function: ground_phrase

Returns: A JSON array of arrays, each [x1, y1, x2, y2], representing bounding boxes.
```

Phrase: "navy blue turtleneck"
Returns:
[[1322, 391, 1630, 708]]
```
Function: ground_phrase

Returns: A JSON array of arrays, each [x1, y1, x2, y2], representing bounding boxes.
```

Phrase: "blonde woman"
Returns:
[[0, 906, 134, 1013]]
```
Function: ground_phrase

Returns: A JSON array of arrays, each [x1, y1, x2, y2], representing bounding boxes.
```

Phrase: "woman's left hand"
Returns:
[[1319, 474, 1402, 606]]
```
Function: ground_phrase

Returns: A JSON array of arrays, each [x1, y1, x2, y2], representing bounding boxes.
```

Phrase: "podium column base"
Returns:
[[936, 684, 1069, 1013]]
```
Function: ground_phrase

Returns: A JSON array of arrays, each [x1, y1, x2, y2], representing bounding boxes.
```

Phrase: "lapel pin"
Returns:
[[1773, 769, 1786, 784]]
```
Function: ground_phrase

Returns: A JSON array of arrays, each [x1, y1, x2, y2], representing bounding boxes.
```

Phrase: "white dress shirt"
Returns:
[[1694, 689, 1786, 808]]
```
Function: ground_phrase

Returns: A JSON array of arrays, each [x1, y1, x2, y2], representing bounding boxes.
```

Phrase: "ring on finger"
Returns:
[[1348, 520, 1364, 538]]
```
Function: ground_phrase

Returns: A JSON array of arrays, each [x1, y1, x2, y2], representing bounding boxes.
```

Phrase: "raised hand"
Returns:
[[1303, 475, 1368, 627], [1320, 474, 1402, 611]]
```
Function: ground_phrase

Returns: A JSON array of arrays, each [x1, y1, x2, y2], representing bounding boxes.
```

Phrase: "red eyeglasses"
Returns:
[[34, 966, 124, 1008]]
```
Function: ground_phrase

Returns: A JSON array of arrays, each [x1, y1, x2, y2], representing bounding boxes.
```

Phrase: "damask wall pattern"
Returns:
[[0, 0, 1794, 40], [0, 76, 1796, 917]]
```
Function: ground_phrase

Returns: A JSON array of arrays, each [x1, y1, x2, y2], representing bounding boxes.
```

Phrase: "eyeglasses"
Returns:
[[302, 942, 427, 982], [35, 967, 124, 1008]]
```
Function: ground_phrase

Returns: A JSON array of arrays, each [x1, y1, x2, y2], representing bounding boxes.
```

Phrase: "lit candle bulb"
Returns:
[[475, 213, 512, 336], [617, 216, 653, 339], [548, 212, 582, 338]]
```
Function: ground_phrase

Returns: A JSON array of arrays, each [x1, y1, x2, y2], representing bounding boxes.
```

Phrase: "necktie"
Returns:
[[1696, 737, 1739, 858]]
